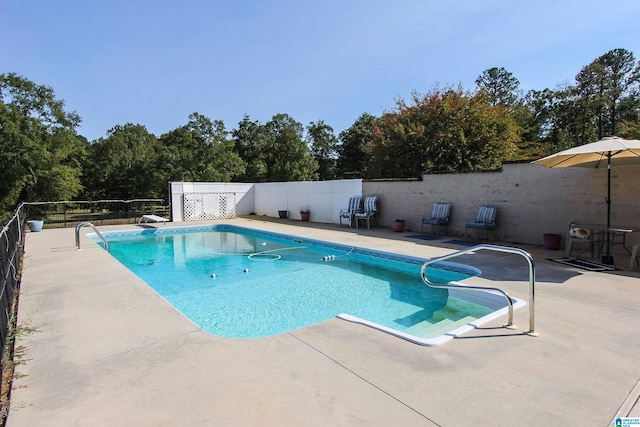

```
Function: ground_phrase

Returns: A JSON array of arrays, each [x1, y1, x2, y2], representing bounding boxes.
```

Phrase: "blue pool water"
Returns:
[[96, 225, 513, 344]]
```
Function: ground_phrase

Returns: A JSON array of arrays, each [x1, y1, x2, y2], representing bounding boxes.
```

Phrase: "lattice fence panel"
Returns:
[[183, 192, 237, 221]]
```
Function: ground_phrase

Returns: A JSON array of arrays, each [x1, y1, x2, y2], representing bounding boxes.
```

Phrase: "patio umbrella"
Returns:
[[532, 136, 640, 262]]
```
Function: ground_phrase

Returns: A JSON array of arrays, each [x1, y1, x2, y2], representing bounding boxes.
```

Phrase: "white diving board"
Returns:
[[138, 214, 169, 224]]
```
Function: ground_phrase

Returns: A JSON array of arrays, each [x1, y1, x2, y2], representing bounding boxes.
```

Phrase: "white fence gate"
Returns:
[[183, 192, 237, 220]]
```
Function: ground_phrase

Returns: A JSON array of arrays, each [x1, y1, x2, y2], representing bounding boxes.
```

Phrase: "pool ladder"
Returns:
[[75, 221, 110, 253], [421, 244, 538, 336]]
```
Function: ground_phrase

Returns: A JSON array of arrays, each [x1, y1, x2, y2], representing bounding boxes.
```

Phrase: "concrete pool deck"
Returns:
[[6, 217, 640, 426]]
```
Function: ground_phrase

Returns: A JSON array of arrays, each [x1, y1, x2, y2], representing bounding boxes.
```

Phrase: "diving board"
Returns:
[[138, 214, 169, 224]]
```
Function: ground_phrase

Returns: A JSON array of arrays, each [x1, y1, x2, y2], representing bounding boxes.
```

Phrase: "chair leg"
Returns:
[[565, 240, 574, 258], [629, 244, 639, 270]]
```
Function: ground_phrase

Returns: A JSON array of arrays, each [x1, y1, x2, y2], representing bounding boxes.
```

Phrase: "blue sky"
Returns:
[[2, 0, 639, 141]]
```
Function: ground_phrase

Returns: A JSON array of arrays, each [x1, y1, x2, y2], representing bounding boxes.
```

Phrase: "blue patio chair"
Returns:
[[465, 206, 497, 240], [421, 202, 451, 235], [339, 196, 362, 227], [354, 196, 379, 229]]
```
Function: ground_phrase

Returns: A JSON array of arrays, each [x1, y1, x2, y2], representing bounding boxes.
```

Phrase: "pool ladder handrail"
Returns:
[[420, 244, 538, 336], [75, 221, 110, 253]]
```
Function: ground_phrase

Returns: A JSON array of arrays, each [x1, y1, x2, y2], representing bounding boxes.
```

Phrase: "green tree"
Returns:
[[536, 49, 640, 152], [306, 120, 338, 181], [515, 89, 555, 156], [580, 48, 640, 139], [0, 73, 86, 214], [620, 119, 640, 139], [524, 89, 557, 140], [83, 123, 162, 199], [159, 113, 245, 183], [476, 67, 548, 159], [369, 86, 519, 178], [263, 113, 318, 182], [475, 67, 520, 107], [231, 115, 270, 182], [336, 113, 378, 178]]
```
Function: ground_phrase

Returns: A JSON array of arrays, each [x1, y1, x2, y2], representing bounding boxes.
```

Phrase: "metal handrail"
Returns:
[[75, 222, 110, 253], [420, 244, 537, 336]]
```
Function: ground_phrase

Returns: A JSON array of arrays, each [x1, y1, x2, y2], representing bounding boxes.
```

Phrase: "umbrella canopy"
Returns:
[[532, 136, 640, 262], [532, 136, 640, 169]]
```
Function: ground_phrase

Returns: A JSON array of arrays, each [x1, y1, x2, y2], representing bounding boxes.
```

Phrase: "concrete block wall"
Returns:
[[365, 163, 640, 246]]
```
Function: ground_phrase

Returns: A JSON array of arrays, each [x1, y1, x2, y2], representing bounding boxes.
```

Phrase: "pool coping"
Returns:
[[94, 223, 521, 346]]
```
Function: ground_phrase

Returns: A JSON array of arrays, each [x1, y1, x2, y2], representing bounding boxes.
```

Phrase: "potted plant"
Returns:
[[27, 219, 45, 232], [392, 219, 405, 232], [26, 205, 46, 232], [300, 207, 310, 221], [278, 210, 288, 219], [543, 233, 561, 250]]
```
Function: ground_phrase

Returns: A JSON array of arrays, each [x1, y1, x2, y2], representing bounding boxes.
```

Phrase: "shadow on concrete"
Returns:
[[239, 216, 637, 285]]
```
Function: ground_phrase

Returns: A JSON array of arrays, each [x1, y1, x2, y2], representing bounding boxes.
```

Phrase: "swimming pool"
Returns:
[[94, 224, 524, 345]]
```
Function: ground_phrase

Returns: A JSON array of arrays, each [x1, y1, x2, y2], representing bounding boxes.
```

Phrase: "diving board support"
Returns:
[[421, 244, 537, 337]]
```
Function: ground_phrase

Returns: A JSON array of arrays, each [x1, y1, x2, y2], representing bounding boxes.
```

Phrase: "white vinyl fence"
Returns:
[[170, 180, 363, 224], [183, 192, 237, 221]]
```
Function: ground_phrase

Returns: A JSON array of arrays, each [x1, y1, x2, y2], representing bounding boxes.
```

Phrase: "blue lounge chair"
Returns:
[[465, 206, 497, 240], [421, 202, 451, 235], [354, 196, 379, 229], [339, 196, 362, 227]]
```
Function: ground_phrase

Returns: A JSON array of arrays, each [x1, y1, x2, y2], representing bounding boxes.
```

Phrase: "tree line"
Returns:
[[1, 48, 639, 215]]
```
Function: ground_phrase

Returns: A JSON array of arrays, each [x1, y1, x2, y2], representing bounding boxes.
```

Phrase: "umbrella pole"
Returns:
[[607, 154, 612, 230], [602, 154, 614, 265]]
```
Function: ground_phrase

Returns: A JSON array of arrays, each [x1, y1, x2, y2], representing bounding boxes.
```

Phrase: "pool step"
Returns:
[[404, 315, 477, 338], [432, 305, 470, 322]]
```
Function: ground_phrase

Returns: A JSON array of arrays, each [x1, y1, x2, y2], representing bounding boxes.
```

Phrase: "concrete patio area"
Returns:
[[6, 217, 640, 426]]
